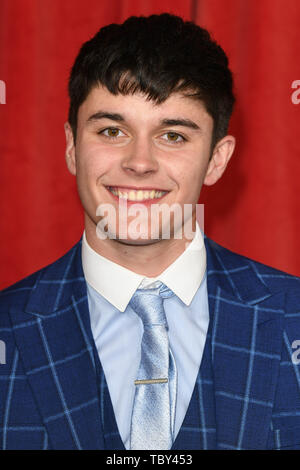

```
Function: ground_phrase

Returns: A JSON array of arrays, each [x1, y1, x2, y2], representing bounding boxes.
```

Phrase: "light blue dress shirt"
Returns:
[[81, 223, 209, 449]]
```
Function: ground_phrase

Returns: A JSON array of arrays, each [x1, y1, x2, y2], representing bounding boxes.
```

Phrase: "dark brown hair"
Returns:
[[68, 13, 235, 148]]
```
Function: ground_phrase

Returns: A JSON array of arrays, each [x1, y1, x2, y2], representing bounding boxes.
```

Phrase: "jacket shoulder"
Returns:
[[204, 236, 300, 292], [0, 239, 82, 315]]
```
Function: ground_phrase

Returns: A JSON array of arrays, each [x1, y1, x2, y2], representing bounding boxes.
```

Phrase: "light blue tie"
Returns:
[[129, 282, 177, 450]]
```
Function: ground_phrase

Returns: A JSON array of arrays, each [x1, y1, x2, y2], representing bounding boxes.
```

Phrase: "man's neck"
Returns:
[[84, 220, 196, 277]]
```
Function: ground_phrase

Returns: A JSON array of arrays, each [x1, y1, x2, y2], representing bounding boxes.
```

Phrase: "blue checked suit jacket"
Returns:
[[1, 235, 300, 450]]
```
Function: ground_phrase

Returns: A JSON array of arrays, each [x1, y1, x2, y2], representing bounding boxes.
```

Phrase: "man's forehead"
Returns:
[[80, 83, 208, 118]]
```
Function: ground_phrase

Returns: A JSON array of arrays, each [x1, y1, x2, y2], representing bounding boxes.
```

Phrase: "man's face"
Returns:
[[65, 84, 234, 245]]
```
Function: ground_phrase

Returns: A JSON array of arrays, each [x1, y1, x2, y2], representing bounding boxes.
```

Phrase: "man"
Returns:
[[1, 13, 300, 450]]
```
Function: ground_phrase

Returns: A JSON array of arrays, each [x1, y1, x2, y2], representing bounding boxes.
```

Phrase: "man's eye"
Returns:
[[161, 132, 186, 144], [98, 128, 125, 139]]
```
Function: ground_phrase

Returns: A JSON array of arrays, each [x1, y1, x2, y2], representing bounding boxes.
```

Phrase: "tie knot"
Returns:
[[158, 283, 175, 299], [129, 282, 174, 327]]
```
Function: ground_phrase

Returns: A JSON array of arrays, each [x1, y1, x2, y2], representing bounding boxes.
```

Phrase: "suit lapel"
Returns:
[[172, 324, 217, 449], [205, 237, 285, 449], [9, 240, 105, 449]]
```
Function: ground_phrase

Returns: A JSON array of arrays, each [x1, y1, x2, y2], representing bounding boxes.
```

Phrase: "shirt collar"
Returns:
[[81, 223, 206, 312]]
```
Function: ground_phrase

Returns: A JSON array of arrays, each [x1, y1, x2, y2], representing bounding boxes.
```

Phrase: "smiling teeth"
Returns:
[[109, 187, 167, 201]]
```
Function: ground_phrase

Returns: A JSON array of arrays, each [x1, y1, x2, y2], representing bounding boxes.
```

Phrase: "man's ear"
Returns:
[[64, 122, 76, 175], [204, 135, 235, 186]]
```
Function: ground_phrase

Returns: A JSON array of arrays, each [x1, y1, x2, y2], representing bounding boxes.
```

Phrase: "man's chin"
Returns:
[[96, 225, 184, 244], [113, 236, 162, 246]]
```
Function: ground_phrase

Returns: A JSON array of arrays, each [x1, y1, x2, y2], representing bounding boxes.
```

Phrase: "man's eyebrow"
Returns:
[[87, 111, 125, 122], [87, 111, 201, 130], [160, 118, 200, 130]]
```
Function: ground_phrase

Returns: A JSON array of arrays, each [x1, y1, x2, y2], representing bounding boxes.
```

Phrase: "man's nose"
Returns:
[[121, 138, 159, 176]]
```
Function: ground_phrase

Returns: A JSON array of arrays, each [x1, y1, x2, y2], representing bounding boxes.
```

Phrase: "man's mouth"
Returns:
[[106, 186, 169, 202]]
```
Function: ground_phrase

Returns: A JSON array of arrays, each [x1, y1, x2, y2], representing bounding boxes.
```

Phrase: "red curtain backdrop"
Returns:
[[0, 0, 300, 289]]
